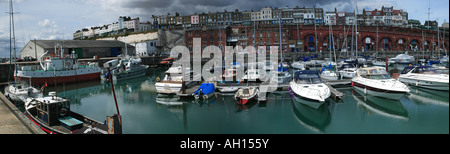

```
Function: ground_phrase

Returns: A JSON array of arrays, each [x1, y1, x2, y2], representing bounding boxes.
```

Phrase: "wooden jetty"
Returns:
[[325, 84, 344, 99], [177, 85, 201, 97]]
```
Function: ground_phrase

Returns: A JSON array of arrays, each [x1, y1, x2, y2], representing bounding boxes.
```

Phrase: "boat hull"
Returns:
[[289, 82, 331, 102], [155, 82, 183, 94], [25, 109, 106, 134], [352, 81, 407, 100], [15, 72, 100, 86], [236, 96, 256, 105], [399, 76, 449, 91]]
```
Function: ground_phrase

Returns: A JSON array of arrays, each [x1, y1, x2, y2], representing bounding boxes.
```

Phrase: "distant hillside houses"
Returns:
[[73, 5, 445, 40], [73, 16, 156, 40]]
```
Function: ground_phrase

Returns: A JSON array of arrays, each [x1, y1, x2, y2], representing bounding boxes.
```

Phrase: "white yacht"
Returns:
[[390, 52, 415, 64], [242, 67, 265, 82], [291, 62, 305, 70], [289, 70, 331, 102], [336, 63, 357, 79], [155, 66, 201, 94], [398, 66, 449, 91], [352, 67, 410, 100], [4, 82, 43, 103]]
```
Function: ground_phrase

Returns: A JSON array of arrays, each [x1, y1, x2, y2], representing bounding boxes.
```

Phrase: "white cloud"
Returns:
[[37, 19, 56, 28]]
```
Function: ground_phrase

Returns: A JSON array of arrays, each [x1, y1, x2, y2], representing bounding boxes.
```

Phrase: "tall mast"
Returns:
[[9, 0, 17, 85], [354, 0, 358, 58], [279, 18, 283, 70]]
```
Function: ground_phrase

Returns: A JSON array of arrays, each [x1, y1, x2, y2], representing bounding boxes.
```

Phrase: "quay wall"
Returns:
[[0, 56, 167, 83]]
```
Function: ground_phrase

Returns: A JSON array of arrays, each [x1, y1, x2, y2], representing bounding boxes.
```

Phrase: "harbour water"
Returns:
[[31, 65, 449, 134]]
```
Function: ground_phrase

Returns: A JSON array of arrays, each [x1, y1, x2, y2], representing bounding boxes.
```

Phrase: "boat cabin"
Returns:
[[294, 71, 321, 84], [337, 63, 356, 71], [357, 67, 390, 79], [401, 66, 438, 75], [33, 93, 83, 131]]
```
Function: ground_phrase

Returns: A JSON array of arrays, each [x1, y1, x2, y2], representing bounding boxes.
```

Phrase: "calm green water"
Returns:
[[51, 66, 448, 134]]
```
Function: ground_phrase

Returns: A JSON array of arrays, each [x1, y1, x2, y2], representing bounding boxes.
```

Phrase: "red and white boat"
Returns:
[[15, 44, 101, 85], [352, 67, 410, 100], [234, 87, 259, 105]]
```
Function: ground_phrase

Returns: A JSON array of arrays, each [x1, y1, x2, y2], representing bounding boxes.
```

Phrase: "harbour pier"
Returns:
[[0, 91, 44, 134]]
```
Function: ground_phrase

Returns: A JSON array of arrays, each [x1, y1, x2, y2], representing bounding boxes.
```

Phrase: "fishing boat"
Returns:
[[193, 83, 215, 99], [155, 66, 201, 94], [398, 66, 449, 91], [352, 67, 410, 100], [289, 70, 331, 102], [234, 87, 259, 105], [24, 92, 107, 134], [101, 55, 149, 82], [389, 52, 415, 64], [15, 45, 101, 85]]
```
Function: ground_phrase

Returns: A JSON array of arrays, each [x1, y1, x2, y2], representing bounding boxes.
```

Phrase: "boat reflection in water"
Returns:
[[290, 91, 331, 133], [408, 87, 449, 107], [352, 89, 409, 120]]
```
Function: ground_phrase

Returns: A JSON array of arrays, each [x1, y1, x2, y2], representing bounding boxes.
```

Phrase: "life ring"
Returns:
[[59, 108, 68, 117]]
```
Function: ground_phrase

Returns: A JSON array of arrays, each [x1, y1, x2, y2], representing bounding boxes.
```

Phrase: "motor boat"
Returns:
[[234, 87, 259, 105], [321, 58, 337, 68], [101, 55, 149, 83], [371, 57, 394, 67], [271, 70, 292, 84], [193, 83, 215, 99], [216, 68, 240, 93], [291, 61, 305, 70], [289, 70, 331, 102], [320, 69, 338, 81], [155, 66, 201, 95], [4, 81, 43, 103], [398, 66, 449, 91], [390, 52, 415, 64], [336, 63, 357, 79], [319, 65, 338, 81], [217, 87, 240, 93], [242, 67, 265, 82], [352, 67, 410, 100]]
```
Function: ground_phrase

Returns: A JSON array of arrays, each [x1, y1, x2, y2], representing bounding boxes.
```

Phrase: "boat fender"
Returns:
[[156, 77, 161, 82]]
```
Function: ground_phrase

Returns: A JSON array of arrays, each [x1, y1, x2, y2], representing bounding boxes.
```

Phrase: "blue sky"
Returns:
[[0, 0, 448, 58]]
